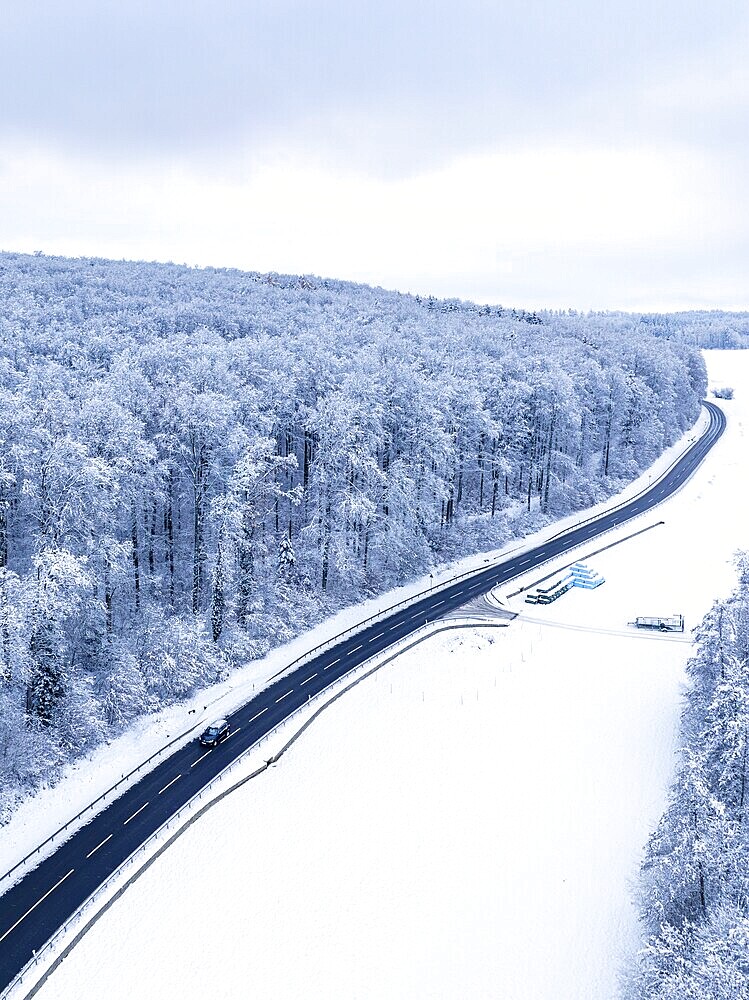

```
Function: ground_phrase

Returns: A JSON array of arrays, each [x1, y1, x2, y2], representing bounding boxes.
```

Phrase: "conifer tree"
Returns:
[[278, 532, 296, 581], [211, 539, 225, 643]]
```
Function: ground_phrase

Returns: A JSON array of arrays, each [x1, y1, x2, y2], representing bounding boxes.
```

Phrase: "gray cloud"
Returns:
[[2, 0, 745, 171], [4, 0, 749, 311]]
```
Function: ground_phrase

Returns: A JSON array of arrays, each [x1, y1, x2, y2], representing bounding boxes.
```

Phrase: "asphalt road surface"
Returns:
[[0, 400, 726, 996]]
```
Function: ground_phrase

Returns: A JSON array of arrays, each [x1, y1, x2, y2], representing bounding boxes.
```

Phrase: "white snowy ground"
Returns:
[[15, 351, 749, 999]]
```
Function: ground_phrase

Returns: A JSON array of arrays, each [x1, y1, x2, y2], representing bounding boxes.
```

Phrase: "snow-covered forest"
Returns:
[[633, 560, 749, 998], [0, 251, 709, 819], [608, 311, 749, 350]]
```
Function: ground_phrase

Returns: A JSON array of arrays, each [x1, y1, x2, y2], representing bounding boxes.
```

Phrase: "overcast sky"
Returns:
[[2, 0, 748, 311]]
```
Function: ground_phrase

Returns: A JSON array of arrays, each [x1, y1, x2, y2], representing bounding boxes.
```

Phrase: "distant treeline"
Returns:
[[417, 295, 749, 350], [0, 252, 709, 819]]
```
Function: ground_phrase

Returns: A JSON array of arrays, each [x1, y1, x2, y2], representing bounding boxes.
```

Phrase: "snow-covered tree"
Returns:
[[278, 532, 296, 581], [0, 249, 717, 820], [633, 564, 749, 996], [211, 538, 225, 643]]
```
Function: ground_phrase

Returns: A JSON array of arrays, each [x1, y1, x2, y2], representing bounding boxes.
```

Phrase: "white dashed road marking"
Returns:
[[86, 834, 113, 859], [0, 868, 75, 944], [158, 775, 181, 795], [124, 802, 149, 825]]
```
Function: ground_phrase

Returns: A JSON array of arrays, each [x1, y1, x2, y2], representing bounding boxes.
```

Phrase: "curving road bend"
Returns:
[[0, 400, 726, 996]]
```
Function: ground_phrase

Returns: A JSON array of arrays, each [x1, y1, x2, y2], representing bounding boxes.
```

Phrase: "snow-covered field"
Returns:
[[21, 351, 749, 999]]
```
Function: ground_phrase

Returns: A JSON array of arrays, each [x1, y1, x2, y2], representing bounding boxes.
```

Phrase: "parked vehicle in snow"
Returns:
[[628, 614, 684, 632]]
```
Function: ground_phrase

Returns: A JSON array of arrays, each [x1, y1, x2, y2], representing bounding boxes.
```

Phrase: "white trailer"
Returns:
[[628, 614, 684, 632]]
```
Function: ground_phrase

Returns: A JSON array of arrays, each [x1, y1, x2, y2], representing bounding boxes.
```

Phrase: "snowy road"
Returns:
[[0, 399, 727, 998]]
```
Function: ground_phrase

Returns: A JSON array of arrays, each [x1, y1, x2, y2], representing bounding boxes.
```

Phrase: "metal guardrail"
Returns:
[[1, 621, 438, 1000], [0, 402, 716, 897], [0, 557, 504, 895], [539, 403, 717, 547]]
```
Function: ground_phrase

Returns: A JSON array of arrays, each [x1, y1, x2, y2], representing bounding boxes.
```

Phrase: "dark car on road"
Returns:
[[199, 719, 230, 747]]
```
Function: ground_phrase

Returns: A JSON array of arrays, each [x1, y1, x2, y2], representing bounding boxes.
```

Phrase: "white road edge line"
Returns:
[[0, 868, 75, 944], [249, 708, 268, 723], [276, 689, 293, 703], [86, 833, 113, 859], [124, 801, 149, 825], [301, 673, 317, 685], [158, 775, 181, 795]]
